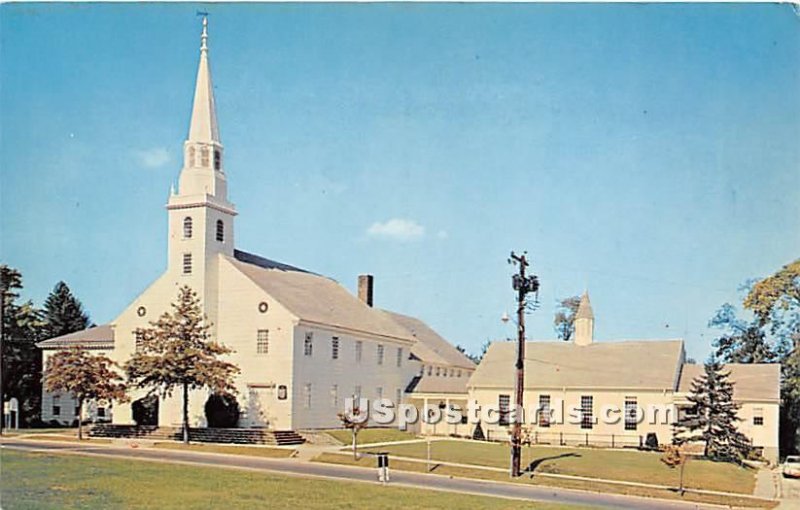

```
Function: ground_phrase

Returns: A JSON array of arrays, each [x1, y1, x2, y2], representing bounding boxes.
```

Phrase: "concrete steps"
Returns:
[[89, 424, 306, 446]]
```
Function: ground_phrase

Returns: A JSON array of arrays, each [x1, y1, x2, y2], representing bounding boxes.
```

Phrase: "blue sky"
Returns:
[[2, 3, 798, 361]]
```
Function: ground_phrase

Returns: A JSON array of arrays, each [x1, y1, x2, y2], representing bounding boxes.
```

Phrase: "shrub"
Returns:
[[205, 393, 240, 428]]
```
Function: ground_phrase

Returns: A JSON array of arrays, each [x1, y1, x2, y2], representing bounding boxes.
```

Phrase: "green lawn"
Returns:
[[152, 442, 294, 458], [361, 440, 757, 495], [0, 450, 584, 510], [316, 453, 774, 509], [324, 428, 417, 445]]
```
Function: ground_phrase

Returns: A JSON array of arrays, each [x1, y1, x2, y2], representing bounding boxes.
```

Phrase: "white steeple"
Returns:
[[188, 16, 219, 144], [176, 15, 229, 201], [167, 16, 236, 282], [574, 291, 594, 346]]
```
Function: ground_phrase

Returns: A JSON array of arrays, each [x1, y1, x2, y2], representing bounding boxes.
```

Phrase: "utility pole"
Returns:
[[508, 251, 539, 477], [0, 284, 5, 435]]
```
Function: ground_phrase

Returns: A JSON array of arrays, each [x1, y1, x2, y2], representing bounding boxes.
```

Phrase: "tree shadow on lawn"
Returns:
[[525, 453, 581, 475]]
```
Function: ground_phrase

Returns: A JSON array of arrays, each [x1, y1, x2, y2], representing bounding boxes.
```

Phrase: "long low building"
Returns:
[[467, 293, 781, 463]]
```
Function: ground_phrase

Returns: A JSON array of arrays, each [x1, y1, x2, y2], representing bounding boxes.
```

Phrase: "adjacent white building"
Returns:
[[467, 292, 781, 463], [37, 18, 474, 432]]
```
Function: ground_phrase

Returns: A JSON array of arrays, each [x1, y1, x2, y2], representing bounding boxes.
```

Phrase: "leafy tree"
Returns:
[[43, 347, 128, 439], [125, 286, 239, 443], [338, 403, 368, 460], [1, 265, 45, 427], [673, 359, 751, 462], [709, 303, 775, 363], [42, 281, 91, 339], [554, 295, 581, 342], [660, 444, 689, 496], [743, 258, 800, 455]]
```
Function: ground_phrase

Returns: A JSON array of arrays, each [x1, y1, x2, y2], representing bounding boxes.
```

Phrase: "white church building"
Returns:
[[38, 18, 475, 432]]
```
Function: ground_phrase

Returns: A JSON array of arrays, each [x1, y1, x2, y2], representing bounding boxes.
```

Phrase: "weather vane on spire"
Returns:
[[197, 12, 209, 53]]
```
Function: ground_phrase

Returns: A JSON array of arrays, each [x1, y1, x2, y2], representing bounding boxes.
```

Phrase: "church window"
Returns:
[[457, 369, 462, 378], [498, 394, 511, 426], [97, 407, 106, 418], [183, 253, 192, 274], [624, 397, 638, 431], [427, 366, 432, 376], [52, 395, 61, 416], [396, 347, 403, 367], [304, 332, 313, 356], [330, 385, 338, 407], [216, 220, 224, 242], [214, 149, 221, 170], [304, 384, 312, 409], [580, 395, 594, 430], [539, 395, 551, 428], [183, 217, 193, 239], [200, 147, 210, 167], [355, 341, 362, 363], [257, 330, 269, 354], [331, 337, 339, 360], [188, 147, 196, 167], [136, 306, 147, 317], [377, 344, 384, 365], [135, 330, 145, 352], [753, 408, 764, 426], [436, 367, 440, 377], [258, 301, 269, 313], [277, 385, 287, 400]]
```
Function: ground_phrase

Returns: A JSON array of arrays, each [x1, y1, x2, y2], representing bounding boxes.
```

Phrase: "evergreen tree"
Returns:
[[674, 359, 751, 461], [1, 265, 45, 426], [42, 281, 90, 339], [44, 347, 127, 439], [125, 286, 240, 443]]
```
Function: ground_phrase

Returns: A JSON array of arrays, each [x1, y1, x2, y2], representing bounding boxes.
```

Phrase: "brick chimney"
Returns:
[[358, 274, 374, 307]]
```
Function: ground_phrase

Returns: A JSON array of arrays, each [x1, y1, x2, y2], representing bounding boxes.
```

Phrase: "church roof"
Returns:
[[229, 251, 416, 342], [677, 363, 780, 402], [469, 339, 685, 390], [382, 310, 476, 370], [575, 292, 594, 320], [36, 324, 115, 350]]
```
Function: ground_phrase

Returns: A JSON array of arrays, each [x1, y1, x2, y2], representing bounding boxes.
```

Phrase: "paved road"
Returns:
[[1, 439, 723, 510]]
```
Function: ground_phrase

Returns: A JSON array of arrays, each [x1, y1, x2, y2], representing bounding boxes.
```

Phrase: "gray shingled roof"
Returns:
[[383, 310, 476, 370], [406, 373, 471, 395], [229, 251, 415, 342], [37, 324, 115, 350], [678, 363, 780, 402], [469, 339, 685, 390]]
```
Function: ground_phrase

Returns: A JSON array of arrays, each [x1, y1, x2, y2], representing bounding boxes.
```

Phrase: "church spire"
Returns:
[[574, 291, 594, 346], [176, 15, 229, 200], [188, 16, 219, 144]]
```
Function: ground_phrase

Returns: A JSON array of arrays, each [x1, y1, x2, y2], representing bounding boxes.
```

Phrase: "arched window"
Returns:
[[200, 147, 210, 167], [216, 220, 224, 242], [214, 150, 221, 171], [187, 147, 196, 167], [183, 217, 193, 239]]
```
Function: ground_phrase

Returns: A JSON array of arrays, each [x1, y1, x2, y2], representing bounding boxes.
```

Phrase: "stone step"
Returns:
[[89, 425, 306, 446]]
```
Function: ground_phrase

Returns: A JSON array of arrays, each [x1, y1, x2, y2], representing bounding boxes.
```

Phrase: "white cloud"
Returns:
[[136, 147, 171, 168], [367, 218, 425, 241]]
